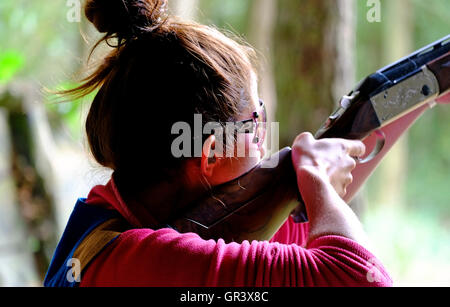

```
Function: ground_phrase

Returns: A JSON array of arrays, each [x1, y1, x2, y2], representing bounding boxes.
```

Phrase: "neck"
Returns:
[[133, 175, 209, 226]]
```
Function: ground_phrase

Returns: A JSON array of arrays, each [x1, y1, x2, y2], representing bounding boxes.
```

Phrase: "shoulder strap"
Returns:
[[72, 218, 130, 281]]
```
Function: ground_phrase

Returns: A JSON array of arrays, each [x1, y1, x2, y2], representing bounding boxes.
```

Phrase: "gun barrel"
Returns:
[[376, 35, 450, 87]]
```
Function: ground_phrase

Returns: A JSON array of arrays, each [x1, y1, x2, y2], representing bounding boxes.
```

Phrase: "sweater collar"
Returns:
[[85, 173, 160, 229]]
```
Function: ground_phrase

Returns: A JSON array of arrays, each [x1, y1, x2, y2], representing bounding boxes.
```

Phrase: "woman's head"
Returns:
[[72, 0, 264, 196]]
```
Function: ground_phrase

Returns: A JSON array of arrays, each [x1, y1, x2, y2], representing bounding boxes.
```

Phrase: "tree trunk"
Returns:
[[273, 0, 364, 213], [374, 0, 413, 208], [274, 0, 356, 146], [0, 106, 40, 286], [0, 86, 57, 284], [248, 0, 278, 154], [327, 0, 357, 104]]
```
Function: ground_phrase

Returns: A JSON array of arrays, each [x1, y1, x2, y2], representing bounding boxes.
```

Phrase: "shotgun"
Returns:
[[170, 34, 450, 243]]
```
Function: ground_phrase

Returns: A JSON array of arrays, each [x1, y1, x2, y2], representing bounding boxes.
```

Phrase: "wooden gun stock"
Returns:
[[171, 148, 303, 243]]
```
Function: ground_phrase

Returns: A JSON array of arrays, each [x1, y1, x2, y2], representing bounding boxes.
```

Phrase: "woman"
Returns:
[[44, 0, 392, 287]]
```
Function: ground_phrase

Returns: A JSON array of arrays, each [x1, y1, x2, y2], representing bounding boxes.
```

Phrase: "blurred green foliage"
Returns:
[[408, 0, 450, 215], [356, 0, 450, 285], [0, 50, 25, 84], [0, 0, 81, 83], [0, 0, 86, 137], [198, 0, 251, 34], [355, 0, 450, 214]]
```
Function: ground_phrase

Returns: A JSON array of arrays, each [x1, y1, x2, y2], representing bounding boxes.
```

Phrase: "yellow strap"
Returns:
[[72, 218, 129, 280]]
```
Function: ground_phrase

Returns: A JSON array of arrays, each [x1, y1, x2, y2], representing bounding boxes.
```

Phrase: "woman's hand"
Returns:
[[291, 132, 365, 198], [291, 132, 370, 247]]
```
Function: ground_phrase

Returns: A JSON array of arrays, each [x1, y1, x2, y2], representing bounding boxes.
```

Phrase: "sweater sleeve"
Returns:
[[81, 227, 392, 287], [269, 216, 309, 247]]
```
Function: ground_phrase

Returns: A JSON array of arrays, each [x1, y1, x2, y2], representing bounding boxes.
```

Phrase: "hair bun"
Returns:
[[85, 0, 168, 37]]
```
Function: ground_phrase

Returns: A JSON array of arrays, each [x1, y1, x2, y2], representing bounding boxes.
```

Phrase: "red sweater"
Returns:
[[80, 178, 392, 287]]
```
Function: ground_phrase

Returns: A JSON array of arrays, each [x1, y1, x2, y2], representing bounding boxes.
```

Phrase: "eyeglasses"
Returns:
[[234, 99, 267, 148]]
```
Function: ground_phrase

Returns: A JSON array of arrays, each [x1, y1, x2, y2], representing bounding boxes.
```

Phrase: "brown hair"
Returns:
[[64, 0, 257, 195]]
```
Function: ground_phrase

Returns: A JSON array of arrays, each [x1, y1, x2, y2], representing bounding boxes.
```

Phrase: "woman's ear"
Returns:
[[201, 135, 217, 177]]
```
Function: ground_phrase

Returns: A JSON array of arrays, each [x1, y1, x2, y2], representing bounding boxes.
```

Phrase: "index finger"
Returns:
[[342, 139, 366, 157]]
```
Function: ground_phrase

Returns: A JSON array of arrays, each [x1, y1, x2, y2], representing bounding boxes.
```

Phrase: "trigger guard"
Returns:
[[355, 130, 386, 164]]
